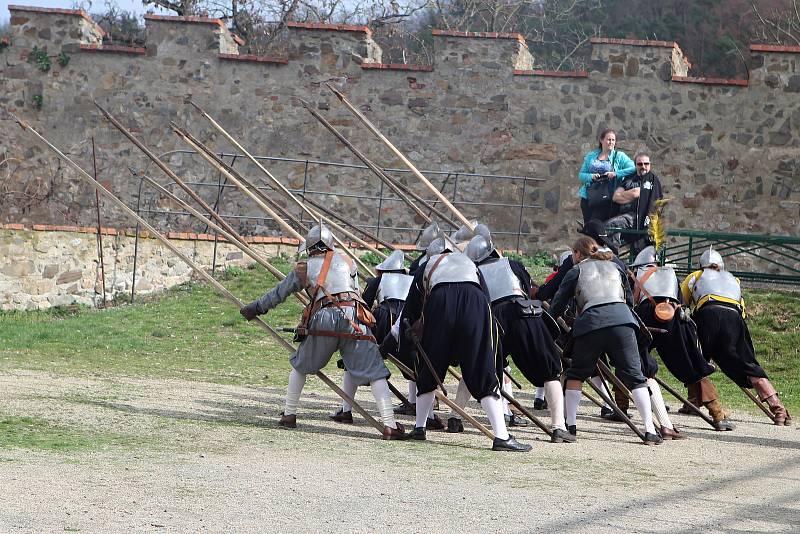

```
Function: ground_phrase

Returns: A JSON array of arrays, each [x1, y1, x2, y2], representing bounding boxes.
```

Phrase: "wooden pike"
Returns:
[[13, 113, 385, 435], [325, 84, 475, 230], [170, 123, 304, 241], [446, 363, 552, 438], [386, 353, 494, 440], [741, 386, 778, 423], [136, 173, 309, 306], [299, 99, 458, 229], [173, 123, 390, 265], [187, 101, 376, 277], [654, 375, 717, 429]]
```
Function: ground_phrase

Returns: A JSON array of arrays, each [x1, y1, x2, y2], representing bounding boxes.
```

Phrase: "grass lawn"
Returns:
[[0, 260, 797, 413]]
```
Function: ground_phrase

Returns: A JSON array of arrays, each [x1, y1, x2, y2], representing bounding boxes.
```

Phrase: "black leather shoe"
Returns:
[[550, 428, 577, 443], [600, 406, 615, 419], [426, 414, 445, 430], [533, 398, 548, 410], [505, 414, 529, 427], [567, 424, 577, 436], [492, 435, 532, 452], [394, 403, 416, 415], [714, 418, 736, 431], [329, 408, 353, 424], [278, 412, 297, 429], [643, 431, 664, 445], [406, 426, 426, 440], [606, 410, 629, 423], [446, 417, 464, 433]]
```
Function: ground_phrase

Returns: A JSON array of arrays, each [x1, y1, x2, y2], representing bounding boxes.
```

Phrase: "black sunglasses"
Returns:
[[636, 162, 651, 167]]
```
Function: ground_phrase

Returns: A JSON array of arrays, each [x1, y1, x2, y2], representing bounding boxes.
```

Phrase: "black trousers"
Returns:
[[415, 283, 500, 399], [494, 300, 562, 386], [636, 300, 715, 386], [566, 325, 648, 390], [694, 303, 768, 388]]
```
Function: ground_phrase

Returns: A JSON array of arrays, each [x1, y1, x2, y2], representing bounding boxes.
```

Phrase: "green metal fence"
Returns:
[[609, 228, 800, 285]]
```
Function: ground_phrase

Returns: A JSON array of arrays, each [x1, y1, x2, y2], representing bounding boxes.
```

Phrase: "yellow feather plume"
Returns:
[[648, 198, 669, 257]]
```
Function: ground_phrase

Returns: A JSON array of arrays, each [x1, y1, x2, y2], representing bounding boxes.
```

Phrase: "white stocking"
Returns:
[[284, 368, 306, 416], [415, 391, 436, 429], [647, 378, 673, 429], [407, 381, 417, 404], [370, 378, 398, 429], [340, 371, 358, 412], [565, 388, 582, 427], [448, 378, 471, 420], [631, 386, 657, 435], [544, 380, 566, 431], [480, 394, 509, 440]]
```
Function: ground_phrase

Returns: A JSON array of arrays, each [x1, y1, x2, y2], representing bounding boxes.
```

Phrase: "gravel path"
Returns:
[[0, 370, 798, 533]]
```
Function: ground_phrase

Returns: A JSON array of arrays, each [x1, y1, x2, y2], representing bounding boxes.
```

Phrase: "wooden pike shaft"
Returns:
[[326, 83, 474, 230], [138, 174, 309, 306], [14, 114, 385, 436], [446, 363, 551, 437], [93, 102, 246, 252], [300, 100, 433, 226], [741, 386, 777, 423], [654, 375, 717, 429], [386, 354, 494, 440], [298, 192, 402, 257], [175, 125, 388, 262], [171, 124, 304, 241], [187, 101, 376, 276]]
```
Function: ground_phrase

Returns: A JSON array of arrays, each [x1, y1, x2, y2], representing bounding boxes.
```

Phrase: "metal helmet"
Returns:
[[452, 220, 479, 243], [632, 245, 657, 268], [426, 236, 455, 257], [375, 249, 406, 273], [415, 222, 442, 251], [558, 249, 572, 266], [298, 223, 334, 254], [474, 223, 492, 243], [465, 235, 495, 263], [699, 246, 724, 270]]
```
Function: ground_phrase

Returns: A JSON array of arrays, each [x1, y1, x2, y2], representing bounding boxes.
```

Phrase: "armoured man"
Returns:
[[408, 222, 443, 276], [239, 224, 406, 439], [464, 234, 573, 443], [632, 247, 734, 431], [549, 240, 663, 445], [398, 236, 531, 451], [681, 247, 791, 426]]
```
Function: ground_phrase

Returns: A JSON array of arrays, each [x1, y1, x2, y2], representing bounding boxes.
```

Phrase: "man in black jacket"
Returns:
[[605, 152, 663, 254]]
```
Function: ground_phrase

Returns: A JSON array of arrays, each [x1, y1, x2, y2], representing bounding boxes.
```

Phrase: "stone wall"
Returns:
[[0, 224, 293, 310], [1, 5, 799, 256]]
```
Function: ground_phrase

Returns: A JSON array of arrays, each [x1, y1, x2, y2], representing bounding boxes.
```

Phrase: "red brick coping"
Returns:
[[361, 63, 434, 72], [672, 75, 748, 87], [514, 69, 589, 78], [80, 44, 147, 55], [219, 53, 288, 65]]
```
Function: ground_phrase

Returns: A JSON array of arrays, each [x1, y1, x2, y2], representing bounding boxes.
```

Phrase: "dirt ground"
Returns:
[[0, 369, 798, 533]]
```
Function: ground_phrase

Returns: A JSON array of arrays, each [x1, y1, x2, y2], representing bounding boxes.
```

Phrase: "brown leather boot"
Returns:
[[750, 377, 790, 426], [613, 383, 630, 413], [679, 382, 701, 415], [765, 395, 791, 426], [382, 422, 408, 440], [705, 399, 735, 431], [279, 412, 297, 428]]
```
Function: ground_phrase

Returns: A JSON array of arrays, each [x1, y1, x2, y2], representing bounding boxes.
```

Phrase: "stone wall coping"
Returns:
[[432, 29, 525, 43], [143, 13, 226, 29], [80, 44, 147, 55], [219, 53, 288, 65], [672, 75, 748, 87], [750, 43, 800, 54], [0, 222, 417, 250], [286, 21, 372, 38], [590, 37, 679, 49], [361, 62, 434, 72], [8, 4, 107, 37], [514, 69, 589, 78]]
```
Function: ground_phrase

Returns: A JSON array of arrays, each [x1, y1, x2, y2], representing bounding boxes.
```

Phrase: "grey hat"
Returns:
[[426, 236, 456, 257], [631, 245, 657, 268], [375, 249, 406, 272]]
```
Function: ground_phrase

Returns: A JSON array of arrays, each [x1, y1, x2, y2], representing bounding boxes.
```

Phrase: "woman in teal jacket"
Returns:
[[578, 129, 636, 224]]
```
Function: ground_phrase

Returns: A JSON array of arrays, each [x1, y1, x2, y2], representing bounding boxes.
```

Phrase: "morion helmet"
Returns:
[[699, 246, 724, 270], [375, 249, 406, 273]]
